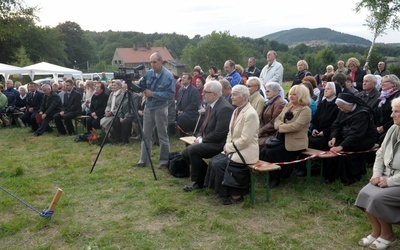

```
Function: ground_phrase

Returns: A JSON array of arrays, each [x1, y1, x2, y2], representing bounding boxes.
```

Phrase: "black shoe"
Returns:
[[269, 178, 280, 188], [32, 132, 40, 136], [292, 168, 305, 177], [183, 183, 204, 192], [158, 164, 167, 169], [133, 163, 146, 167], [223, 195, 244, 205]]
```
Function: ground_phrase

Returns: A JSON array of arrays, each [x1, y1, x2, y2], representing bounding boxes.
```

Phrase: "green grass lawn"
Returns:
[[0, 126, 393, 249]]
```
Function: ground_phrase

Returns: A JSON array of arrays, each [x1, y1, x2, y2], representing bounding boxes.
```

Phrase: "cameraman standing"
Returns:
[[135, 52, 175, 168]]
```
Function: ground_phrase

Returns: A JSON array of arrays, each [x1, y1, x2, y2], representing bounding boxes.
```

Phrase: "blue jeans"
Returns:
[[139, 106, 169, 166]]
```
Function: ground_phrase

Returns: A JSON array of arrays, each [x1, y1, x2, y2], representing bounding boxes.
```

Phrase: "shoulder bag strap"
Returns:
[[232, 141, 246, 165]]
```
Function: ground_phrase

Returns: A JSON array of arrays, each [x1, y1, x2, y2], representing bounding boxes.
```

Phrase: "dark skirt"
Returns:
[[324, 153, 366, 184], [308, 136, 330, 151], [205, 153, 250, 197]]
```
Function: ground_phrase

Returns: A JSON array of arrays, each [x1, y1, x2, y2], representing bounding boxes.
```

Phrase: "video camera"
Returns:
[[113, 65, 145, 93]]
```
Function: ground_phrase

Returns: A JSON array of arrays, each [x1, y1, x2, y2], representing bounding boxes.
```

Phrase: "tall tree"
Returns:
[[56, 21, 95, 69], [181, 31, 244, 72], [0, 0, 37, 63], [355, 0, 400, 66]]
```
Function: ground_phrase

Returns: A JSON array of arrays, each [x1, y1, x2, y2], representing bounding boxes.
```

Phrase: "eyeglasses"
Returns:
[[247, 85, 257, 88], [203, 90, 213, 94], [150, 61, 158, 64], [382, 81, 392, 84]]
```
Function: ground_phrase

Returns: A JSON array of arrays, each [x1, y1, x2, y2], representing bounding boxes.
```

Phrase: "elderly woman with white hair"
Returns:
[[258, 82, 286, 146], [355, 96, 400, 249], [205, 84, 259, 205], [375, 74, 400, 145], [292, 60, 312, 87], [246, 77, 265, 119]]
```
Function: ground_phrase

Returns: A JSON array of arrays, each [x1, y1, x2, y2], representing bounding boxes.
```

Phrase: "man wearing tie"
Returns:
[[176, 73, 200, 136], [182, 80, 234, 192], [54, 79, 82, 135], [21, 82, 43, 132]]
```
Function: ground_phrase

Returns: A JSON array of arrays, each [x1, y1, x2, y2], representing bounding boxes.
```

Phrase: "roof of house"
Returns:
[[115, 46, 174, 64]]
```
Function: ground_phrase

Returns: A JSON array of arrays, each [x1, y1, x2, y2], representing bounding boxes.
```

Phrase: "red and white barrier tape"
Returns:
[[254, 147, 379, 168]]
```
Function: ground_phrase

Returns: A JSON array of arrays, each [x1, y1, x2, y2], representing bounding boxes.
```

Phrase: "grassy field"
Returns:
[[0, 126, 397, 249]]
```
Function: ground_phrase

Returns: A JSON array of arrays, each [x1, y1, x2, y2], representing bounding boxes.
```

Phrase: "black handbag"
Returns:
[[167, 152, 190, 178], [222, 142, 250, 188], [265, 132, 283, 148]]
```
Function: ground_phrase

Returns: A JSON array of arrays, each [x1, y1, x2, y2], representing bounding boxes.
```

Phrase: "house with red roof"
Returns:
[[112, 43, 185, 76]]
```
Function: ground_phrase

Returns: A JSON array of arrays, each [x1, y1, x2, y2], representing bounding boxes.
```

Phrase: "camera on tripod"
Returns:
[[113, 65, 145, 93]]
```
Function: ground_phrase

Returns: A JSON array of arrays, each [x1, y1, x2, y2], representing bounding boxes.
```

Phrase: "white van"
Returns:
[[75, 72, 114, 81]]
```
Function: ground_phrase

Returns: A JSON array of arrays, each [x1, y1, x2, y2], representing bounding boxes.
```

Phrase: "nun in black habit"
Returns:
[[325, 93, 377, 184]]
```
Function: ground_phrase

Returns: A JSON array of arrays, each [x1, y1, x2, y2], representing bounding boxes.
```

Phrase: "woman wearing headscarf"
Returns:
[[325, 93, 377, 184], [354, 96, 400, 249], [258, 82, 286, 146], [260, 84, 311, 187], [309, 82, 342, 150], [376, 74, 400, 145]]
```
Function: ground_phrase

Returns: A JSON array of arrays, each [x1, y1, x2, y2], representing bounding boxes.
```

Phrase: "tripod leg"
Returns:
[[129, 92, 157, 180], [90, 91, 127, 173]]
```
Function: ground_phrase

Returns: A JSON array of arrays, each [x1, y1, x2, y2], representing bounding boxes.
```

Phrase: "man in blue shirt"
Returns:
[[135, 52, 175, 168], [4, 79, 19, 107], [223, 60, 241, 87]]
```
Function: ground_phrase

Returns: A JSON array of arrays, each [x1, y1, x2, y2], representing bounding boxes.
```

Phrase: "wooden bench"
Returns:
[[179, 136, 281, 203], [10, 112, 25, 127], [179, 136, 196, 145], [301, 148, 338, 184], [74, 115, 90, 134], [301, 145, 380, 184], [248, 161, 280, 203]]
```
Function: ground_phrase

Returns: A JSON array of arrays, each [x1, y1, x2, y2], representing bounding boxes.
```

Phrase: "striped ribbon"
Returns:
[[255, 147, 379, 168]]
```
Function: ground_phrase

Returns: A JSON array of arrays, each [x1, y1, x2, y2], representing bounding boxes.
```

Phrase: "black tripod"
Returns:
[[90, 88, 157, 181]]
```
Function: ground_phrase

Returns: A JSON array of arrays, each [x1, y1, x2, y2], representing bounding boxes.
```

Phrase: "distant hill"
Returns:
[[261, 28, 372, 47]]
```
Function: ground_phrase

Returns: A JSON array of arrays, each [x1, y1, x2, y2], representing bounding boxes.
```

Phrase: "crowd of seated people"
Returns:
[[2, 57, 400, 194], [3, 59, 400, 247], [169, 56, 400, 207]]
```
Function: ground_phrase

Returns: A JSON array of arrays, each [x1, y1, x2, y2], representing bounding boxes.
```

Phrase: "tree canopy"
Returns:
[[355, 0, 400, 65]]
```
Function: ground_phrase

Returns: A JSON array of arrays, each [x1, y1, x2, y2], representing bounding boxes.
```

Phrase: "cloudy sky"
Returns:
[[24, 0, 399, 43]]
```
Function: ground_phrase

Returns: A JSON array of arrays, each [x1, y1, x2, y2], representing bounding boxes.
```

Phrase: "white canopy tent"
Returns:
[[0, 63, 31, 81], [22, 62, 83, 80]]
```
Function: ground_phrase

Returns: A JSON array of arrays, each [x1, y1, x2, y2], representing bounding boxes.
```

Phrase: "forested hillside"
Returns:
[[262, 28, 372, 47]]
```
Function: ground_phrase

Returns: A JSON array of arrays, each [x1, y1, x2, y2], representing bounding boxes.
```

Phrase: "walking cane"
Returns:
[[192, 113, 202, 136]]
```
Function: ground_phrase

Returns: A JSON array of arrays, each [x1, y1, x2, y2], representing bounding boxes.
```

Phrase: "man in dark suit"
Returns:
[[176, 73, 200, 136], [54, 79, 82, 135], [21, 82, 44, 132], [34, 84, 62, 136], [182, 80, 234, 191]]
